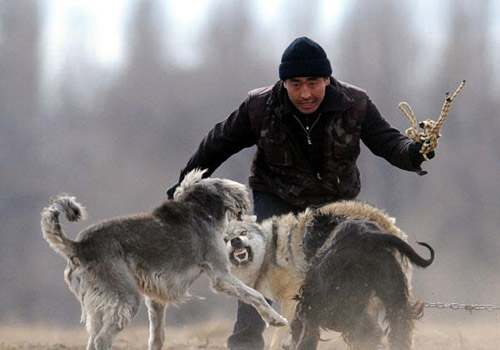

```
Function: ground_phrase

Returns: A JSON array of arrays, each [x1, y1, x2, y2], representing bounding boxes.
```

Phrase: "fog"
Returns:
[[1, 0, 500, 327]]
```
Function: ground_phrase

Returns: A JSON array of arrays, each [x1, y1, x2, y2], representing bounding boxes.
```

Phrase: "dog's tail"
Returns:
[[368, 233, 434, 268], [41, 194, 86, 260]]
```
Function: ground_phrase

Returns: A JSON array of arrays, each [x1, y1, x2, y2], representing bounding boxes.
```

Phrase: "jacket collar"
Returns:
[[268, 77, 354, 119]]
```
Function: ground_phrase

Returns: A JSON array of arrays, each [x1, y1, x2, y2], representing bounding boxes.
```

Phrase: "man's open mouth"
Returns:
[[230, 246, 253, 266]]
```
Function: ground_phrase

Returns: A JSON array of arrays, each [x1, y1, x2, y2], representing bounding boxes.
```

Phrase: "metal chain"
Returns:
[[423, 301, 500, 313]]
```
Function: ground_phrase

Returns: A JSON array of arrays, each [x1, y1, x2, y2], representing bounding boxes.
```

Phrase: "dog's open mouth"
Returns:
[[230, 247, 253, 266]]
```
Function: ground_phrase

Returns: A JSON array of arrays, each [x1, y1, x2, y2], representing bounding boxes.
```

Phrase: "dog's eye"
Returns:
[[223, 237, 229, 243], [240, 230, 247, 236]]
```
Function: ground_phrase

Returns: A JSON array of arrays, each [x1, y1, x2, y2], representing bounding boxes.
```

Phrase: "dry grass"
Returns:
[[1, 318, 499, 350]]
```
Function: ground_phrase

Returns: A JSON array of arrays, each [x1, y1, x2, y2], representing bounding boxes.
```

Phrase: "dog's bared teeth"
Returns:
[[234, 248, 248, 262]]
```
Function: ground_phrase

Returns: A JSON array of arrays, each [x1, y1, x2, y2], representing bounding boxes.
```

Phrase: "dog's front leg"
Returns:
[[146, 297, 167, 350], [294, 318, 320, 350], [269, 299, 298, 350], [211, 273, 287, 327]]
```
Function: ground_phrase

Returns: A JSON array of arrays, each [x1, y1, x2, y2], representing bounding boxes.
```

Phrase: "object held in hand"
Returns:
[[399, 80, 466, 161]]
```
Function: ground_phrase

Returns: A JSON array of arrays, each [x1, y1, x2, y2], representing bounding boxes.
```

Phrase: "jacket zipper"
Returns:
[[280, 113, 343, 185], [291, 113, 322, 146], [292, 114, 326, 183]]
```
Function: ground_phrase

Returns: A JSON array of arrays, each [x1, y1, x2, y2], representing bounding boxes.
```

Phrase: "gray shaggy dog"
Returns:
[[40, 169, 286, 350]]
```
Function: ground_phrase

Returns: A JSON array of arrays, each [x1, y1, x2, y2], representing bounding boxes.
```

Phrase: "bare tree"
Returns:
[[0, 0, 45, 320]]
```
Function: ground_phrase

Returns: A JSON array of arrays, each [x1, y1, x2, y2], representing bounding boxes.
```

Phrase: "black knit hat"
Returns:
[[279, 37, 332, 80]]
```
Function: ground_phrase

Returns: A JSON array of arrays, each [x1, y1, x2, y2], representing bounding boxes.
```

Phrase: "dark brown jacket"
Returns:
[[180, 78, 418, 207]]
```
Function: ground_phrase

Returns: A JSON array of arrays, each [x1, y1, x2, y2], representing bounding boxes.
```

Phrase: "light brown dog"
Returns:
[[224, 200, 413, 350]]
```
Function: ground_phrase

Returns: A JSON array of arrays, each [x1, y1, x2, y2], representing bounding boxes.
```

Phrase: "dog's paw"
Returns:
[[268, 314, 288, 327]]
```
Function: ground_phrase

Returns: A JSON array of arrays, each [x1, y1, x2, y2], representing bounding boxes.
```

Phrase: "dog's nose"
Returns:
[[230, 237, 243, 248]]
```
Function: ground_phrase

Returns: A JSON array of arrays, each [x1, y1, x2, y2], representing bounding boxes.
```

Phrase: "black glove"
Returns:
[[166, 183, 179, 199], [408, 142, 435, 176]]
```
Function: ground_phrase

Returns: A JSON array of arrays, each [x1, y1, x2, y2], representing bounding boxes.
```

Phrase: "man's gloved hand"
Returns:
[[409, 141, 435, 175], [166, 183, 179, 199]]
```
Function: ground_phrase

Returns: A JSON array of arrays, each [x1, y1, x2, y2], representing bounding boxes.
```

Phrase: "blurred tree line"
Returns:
[[1, 0, 499, 325]]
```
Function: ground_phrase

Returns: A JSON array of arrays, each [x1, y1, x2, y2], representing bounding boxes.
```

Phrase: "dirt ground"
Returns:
[[1, 315, 499, 350]]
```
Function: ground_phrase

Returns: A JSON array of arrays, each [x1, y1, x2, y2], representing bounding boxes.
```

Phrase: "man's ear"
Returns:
[[325, 77, 331, 85]]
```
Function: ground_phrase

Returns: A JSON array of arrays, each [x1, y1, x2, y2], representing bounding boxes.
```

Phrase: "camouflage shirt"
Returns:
[[180, 78, 417, 208]]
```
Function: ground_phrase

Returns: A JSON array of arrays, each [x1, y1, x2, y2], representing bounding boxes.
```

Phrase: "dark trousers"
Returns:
[[227, 191, 305, 350]]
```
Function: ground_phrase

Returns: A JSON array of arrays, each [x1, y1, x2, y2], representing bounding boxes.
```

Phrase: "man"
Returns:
[[166, 37, 433, 350]]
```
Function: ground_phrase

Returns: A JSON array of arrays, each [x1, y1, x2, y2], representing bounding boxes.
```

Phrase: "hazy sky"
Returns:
[[41, 0, 347, 72], [40, 0, 500, 84]]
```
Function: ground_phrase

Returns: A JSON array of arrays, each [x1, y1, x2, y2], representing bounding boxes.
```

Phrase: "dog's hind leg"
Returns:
[[290, 316, 303, 350], [85, 310, 103, 350], [348, 295, 384, 350], [92, 294, 141, 350], [385, 307, 413, 350], [146, 297, 167, 350], [293, 317, 320, 350], [90, 265, 142, 349], [376, 258, 413, 350], [94, 318, 127, 350], [346, 314, 384, 350]]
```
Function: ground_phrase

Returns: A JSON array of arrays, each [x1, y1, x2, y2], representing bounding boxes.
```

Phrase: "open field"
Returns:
[[1, 317, 499, 350]]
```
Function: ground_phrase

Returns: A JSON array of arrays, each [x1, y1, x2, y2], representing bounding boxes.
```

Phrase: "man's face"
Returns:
[[284, 77, 330, 114]]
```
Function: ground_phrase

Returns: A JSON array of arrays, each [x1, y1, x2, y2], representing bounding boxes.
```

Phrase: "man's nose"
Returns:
[[300, 86, 312, 99]]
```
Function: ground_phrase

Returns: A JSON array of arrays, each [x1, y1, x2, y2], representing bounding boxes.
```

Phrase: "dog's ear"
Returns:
[[223, 211, 231, 230], [174, 168, 208, 200], [241, 214, 257, 223]]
